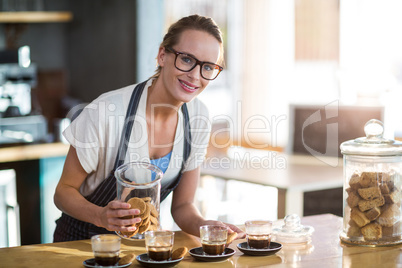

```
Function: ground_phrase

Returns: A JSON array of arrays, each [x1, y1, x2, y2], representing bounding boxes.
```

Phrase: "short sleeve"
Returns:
[[63, 101, 104, 174]]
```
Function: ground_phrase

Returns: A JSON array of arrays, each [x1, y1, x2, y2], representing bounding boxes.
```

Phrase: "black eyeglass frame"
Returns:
[[165, 47, 223, 80]]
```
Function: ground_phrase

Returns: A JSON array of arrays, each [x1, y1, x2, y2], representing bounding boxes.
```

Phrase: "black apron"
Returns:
[[53, 81, 192, 242]]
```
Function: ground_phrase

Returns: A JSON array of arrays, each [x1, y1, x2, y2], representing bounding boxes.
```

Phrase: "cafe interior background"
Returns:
[[1, 0, 402, 247]]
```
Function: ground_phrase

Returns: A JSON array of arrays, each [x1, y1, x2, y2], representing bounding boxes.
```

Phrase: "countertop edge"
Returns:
[[0, 142, 70, 163]]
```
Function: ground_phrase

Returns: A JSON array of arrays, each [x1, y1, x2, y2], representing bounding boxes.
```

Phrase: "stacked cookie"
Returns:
[[121, 197, 159, 238], [346, 172, 401, 242]]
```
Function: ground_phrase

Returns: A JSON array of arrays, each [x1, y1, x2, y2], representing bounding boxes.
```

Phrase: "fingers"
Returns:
[[107, 201, 141, 217], [235, 231, 246, 239], [104, 213, 142, 232], [222, 223, 246, 242], [106, 223, 137, 233], [227, 229, 246, 241], [225, 223, 242, 233], [108, 200, 130, 209], [102, 200, 142, 232]]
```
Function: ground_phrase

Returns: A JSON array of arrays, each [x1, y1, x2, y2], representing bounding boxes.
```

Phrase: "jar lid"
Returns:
[[340, 119, 402, 156], [272, 214, 314, 244]]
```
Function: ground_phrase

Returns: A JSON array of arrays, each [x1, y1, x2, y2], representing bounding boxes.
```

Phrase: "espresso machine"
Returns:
[[0, 46, 47, 145]]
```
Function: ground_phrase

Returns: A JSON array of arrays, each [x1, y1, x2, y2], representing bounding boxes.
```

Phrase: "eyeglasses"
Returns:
[[165, 47, 223, 80]]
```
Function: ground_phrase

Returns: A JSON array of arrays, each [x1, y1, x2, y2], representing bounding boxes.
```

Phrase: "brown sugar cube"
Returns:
[[349, 173, 362, 190], [379, 183, 390, 194], [358, 187, 382, 200], [360, 172, 379, 188], [384, 190, 400, 204], [358, 196, 385, 212], [346, 187, 354, 194], [379, 173, 396, 191], [347, 225, 362, 237], [350, 208, 371, 227], [378, 172, 391, 182], [347, 191, 361, 208], [386, 180, 395, 192], [365, 207, 381, 221], [347, 219, 362, 237], [361, 223, 382, 240], [382, 221, 402, 237], [378, 203, 400, 227], [349, 218, 359, 227]]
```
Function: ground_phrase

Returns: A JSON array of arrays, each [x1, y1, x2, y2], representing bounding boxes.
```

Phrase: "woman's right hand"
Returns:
[[99, 200, 142, 232]]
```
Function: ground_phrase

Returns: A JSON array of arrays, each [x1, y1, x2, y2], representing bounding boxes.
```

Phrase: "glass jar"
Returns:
[[340, 119, 402, 246], [272, 214, 314, 245], [115, 162, 163, 240]]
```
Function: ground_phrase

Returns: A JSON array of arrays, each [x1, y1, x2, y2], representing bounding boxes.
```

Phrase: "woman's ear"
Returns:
[[157, 46, 166, 67]]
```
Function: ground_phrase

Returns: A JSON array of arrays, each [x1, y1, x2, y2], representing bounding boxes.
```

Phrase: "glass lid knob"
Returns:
[[364, 119, 384, 139], [283, 214, 302, 230]]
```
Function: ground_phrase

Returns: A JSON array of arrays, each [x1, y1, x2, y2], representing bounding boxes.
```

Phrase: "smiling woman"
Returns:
[[53, 14, 245, 242]]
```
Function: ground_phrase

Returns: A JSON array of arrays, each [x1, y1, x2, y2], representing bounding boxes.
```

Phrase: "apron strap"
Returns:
[[160, 103, 192, 202], [112, 80, 148, 172]]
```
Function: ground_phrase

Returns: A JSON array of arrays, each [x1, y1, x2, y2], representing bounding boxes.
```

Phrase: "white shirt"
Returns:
[[63, 79, 211, 196]]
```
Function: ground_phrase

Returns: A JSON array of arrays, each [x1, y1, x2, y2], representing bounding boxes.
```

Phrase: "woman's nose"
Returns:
[[187, 64, 201, 80]]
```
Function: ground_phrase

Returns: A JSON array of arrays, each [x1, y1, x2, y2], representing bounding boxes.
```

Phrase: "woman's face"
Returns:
[[158, 29, 221, 104]]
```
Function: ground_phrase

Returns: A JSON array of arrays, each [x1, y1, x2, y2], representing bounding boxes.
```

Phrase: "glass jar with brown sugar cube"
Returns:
[[340, 119, 402, 246]]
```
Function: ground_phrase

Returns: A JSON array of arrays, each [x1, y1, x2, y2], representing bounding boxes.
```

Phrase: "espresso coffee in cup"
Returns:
[[147, 246, 172, 261], [201, 241, 226, 255], [245, 220, 272, 249], [200, 225, 228, 255], [91, 234, 121, 266], [95, 254, 119, 266], [145, 230, 174, 261], [247, 235, 271, 249]]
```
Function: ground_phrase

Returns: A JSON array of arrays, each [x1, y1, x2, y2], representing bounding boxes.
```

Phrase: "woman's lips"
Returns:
[[179, 79, 198, 93]]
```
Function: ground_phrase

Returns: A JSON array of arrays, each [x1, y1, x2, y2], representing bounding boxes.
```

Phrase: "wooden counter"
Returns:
[[1, 214, 402, 267], [0, 142, 69, 163], [0, 12, 73, 23]]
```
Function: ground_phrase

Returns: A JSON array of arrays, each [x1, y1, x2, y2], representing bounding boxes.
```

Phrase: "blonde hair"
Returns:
[[151, 14, 224, 79]]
